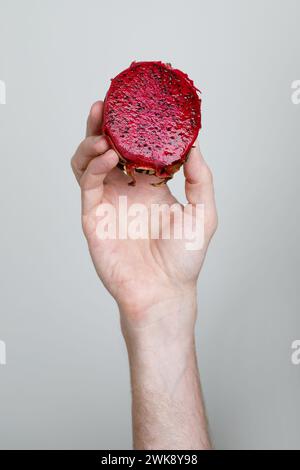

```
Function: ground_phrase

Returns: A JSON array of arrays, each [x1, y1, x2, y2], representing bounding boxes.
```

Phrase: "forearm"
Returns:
[[120, 294, 211, 450]]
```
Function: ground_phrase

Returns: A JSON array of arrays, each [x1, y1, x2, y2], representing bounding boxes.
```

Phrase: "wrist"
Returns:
[[118, 286, 210, 451], [119, 286, 198, 350]]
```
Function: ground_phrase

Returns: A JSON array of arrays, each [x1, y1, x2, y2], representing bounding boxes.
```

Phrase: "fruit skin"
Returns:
[[103, 61, 201, 185]]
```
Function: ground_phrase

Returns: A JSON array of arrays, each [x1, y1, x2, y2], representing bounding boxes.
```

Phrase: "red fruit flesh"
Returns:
[[103, 61, 201, 181]]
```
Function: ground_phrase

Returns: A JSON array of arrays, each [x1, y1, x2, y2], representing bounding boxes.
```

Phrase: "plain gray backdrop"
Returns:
[[0, 0, 299, 450]]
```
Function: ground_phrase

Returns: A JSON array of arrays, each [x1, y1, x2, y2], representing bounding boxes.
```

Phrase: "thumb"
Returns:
[[184, 142, 215, 207]]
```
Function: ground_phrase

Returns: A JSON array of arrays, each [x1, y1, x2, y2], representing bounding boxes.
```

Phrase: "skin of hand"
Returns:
[[71, 101, 217, 450]]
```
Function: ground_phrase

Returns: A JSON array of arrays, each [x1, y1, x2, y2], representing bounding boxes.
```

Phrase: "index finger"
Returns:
[[86, 101, 104, 137]]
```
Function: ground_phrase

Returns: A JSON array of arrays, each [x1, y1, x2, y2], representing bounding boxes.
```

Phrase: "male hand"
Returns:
[[71, 101, 217, 332]]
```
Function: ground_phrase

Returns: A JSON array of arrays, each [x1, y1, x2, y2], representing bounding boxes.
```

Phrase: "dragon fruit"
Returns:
[[103, 61, 201, 185]]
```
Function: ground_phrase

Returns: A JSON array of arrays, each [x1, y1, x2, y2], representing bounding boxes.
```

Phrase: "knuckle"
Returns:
[[79, 171, 88, 189], [70, 154, 78, 173], [70, 147, 83, 180], [76, 138, 87, 156], [90, 135, 108, 154]]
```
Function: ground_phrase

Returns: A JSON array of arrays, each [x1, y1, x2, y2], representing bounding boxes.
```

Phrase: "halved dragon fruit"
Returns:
[[103, 61, 201, 185]]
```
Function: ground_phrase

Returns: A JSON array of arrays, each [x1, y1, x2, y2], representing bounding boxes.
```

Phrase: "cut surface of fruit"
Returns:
[[103, 61, 201, 184]]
